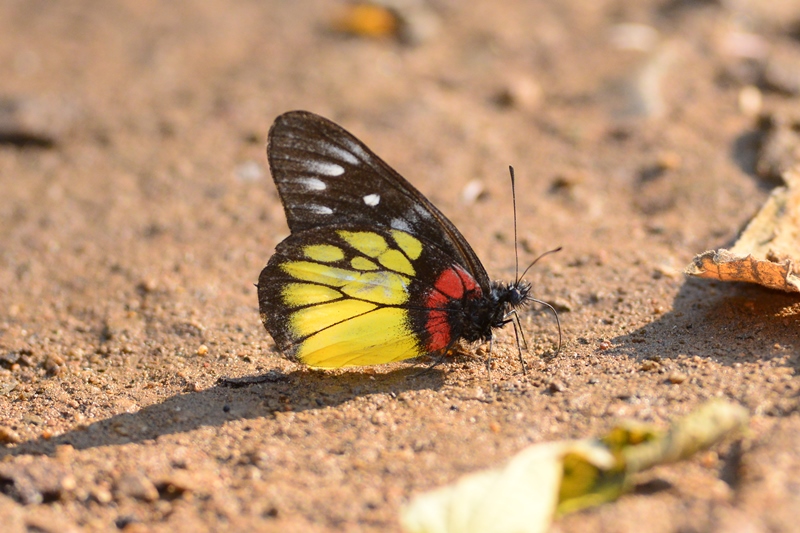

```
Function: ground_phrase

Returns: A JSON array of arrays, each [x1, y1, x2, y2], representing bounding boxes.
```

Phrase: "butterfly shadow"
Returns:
[[0, 365, 444, 459], [611, 277, 800, 370]]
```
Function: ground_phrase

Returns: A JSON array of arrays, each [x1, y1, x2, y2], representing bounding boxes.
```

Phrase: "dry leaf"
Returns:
[[400, 442, 566, 533], [400, 400, 748, 533], [330, 2, 439, 45], [685, 166, 800, 292], [332, 3, 399, 38]]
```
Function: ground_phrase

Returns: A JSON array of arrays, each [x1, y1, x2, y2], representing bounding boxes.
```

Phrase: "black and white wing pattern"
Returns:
[[267, 111, 490, 289]]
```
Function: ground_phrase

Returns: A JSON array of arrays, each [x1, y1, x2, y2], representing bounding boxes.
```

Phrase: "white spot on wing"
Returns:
[[324, 269, 357, 283], [363, 193, 380, 206], [304, 160, 345, 176], [342, 138, 371, 163], [391, 218, 412, 232], [296, 177, 327, 191], [320, 143, 360, 165], [303, 204, 333, 215], [413, 202, 433, 220]]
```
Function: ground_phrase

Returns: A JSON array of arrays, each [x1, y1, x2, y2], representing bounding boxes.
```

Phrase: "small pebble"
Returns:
[[493, 75, 543, 112], [116, 472, 159, 502], [55, 444, 75, 459], [0, 95, 65, 148], [370, 411, 388, 425], [764, 45, 800, 95], [721, 31, 768, 61], [0, 425, 22, 444], [460, 180, 485, 205], [668, 372, 687, 384], [640, 360, 659, 371], [0, 379, 18, 395], [332, 3, 399, 38], [755, 111, 800, 182], [157, 471, 199, 498], [609, 23, 658, 51], [92, 486, 113, 504], [738, 86, 762, 117], [234, 160, 265, 182], [656, 151, 682, 171], [699, 450, 718, 468], [138, 278, 158, 293], [61, 475, 77, 492]]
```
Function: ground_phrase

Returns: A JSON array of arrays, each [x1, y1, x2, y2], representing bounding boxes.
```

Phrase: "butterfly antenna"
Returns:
[[529, 297, 562, 355], [509, 166, 521, 284], [519, 246, 562, 281], [509, 168, 563, 359]]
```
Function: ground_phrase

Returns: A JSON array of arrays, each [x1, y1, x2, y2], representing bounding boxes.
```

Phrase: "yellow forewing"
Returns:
[[297, 307, 421, 367]]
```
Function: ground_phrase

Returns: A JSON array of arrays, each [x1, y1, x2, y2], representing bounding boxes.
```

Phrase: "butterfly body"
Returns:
[[258, 111, 537, 368]]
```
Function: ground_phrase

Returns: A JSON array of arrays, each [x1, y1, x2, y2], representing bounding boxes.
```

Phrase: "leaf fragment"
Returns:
[[400, 400, 748, 533], [685, 166, 800, 292]]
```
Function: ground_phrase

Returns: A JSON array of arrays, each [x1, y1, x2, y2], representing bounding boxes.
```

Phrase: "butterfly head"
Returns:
[[503, 279, 533, 308], [489, 278, 533, 315], [489, 275, 562, 358]]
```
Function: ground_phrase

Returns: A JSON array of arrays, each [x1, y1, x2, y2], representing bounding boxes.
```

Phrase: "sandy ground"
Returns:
[[1, 1, 800, 531]]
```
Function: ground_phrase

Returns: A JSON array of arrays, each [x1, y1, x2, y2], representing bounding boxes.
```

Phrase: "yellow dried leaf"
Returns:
[[401, 400, 748, 533], [332, 3, 399, 38]]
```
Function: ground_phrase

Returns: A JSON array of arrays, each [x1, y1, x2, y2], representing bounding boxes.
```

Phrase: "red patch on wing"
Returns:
[[433, 268, 465, 299], [424, 265, 481, 352], [425, 309, 450, 352]]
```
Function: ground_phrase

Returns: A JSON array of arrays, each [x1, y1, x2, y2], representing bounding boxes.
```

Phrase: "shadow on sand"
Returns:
[[2, 365, 445, 458], [612, 276, 800, 367]]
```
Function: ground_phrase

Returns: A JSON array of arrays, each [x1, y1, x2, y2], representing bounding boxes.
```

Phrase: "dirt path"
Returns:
[[1, 1, 799, 531]]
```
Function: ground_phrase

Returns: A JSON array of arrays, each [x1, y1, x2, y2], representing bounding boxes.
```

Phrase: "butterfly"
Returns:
[[257, 111, 558, 369]]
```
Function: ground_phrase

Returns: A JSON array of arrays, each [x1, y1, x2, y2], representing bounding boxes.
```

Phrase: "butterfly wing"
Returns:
[[259, 225, 484, 367], [267, 110, 490, 288]]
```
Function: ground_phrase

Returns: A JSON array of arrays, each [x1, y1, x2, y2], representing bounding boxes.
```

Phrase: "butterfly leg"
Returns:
[[506, 310, 528, 376], [505, 309, 530, 352], [411, 354, 447, 377], [485, 337, 494, 386], [409, 341, 462, 379], [500, 309, 528, 375]]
